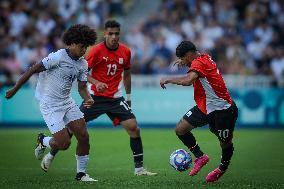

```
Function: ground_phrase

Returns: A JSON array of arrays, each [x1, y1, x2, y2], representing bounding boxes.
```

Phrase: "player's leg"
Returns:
[[41, 96, 102, 172], [206, 103, 238, 183], [66, 104, 97, 182], [39, 127, 72, 171], [120, 118, 157, 176], [176, 106, 209, 176], [67, 118, 96, 181], [35, 110, 72, 171], [40, 128, 73, 172], [109, 97, 156, 176]]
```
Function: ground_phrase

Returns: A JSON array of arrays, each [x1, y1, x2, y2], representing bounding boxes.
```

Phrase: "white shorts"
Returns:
[[40, 103, 84, 134]]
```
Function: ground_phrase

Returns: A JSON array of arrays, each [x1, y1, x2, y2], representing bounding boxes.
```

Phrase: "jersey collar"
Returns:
[[65, 48, 83, 61], [104, 41, 119, 51]]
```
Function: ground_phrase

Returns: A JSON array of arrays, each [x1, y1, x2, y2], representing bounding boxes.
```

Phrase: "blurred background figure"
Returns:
[[0, 0, 283, 88]]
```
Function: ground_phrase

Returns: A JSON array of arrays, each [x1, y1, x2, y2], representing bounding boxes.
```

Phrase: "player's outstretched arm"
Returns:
[[160, 71, 198, 89], [5, 62, 46, 99], [78, 81, 94, 108]]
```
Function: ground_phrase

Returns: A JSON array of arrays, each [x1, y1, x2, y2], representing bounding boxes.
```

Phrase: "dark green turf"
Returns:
[[0, 129, 283, 189]]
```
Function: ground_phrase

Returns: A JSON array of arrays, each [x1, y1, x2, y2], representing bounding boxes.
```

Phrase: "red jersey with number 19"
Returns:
[[188, 53, 233, 115], [86, 42, 131, 98]]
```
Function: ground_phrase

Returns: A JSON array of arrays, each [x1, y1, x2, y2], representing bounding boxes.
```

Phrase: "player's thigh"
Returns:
[[107, 97, 136, 127], [208, 104, 238, 143], [178, 106, 208, 134], [67, 117, 88, 140]]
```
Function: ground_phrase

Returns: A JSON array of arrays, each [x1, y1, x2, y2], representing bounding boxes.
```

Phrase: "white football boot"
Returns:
[[75, 172, 98, 182], [41, 153, 54, 172], [34, 133, 46, 160], [134, 168, 157, 176]]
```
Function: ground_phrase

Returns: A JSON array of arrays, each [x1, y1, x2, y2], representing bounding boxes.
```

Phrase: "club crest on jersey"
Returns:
[[103, 56, 108, 62], [119, 58, 123, 64]]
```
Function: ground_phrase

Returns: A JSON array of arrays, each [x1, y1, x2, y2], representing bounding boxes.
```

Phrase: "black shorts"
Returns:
[[80, 95, 136, 126], [183, 103, 238, 143]]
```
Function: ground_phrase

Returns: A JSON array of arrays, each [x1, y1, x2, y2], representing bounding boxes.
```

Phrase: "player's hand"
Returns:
[[160, 78, 169, 89], [96, 82, 108, 93], [126, 100, 131, 107], [83, 98, 94, 108], [5, 87, 17, 99]]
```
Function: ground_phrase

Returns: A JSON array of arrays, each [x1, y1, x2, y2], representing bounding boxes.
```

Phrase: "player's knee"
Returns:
[[175, 123, 186, 135], [127, 123, 140, 137], [220, 141, 233, 149]]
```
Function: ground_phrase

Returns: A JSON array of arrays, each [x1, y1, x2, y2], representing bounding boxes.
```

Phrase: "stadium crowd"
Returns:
[[0, 0, 284, 87]]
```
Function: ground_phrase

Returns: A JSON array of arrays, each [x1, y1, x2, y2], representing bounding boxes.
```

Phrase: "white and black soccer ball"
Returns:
[[169, 149, 192, 172]]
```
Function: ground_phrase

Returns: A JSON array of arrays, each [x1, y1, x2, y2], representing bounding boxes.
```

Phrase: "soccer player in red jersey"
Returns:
[[81, 20, 157, 176], [160, 41, 238, 182]]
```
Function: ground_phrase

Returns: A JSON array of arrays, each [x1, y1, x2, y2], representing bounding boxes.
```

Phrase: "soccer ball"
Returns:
[[169, 149, 192, 172]]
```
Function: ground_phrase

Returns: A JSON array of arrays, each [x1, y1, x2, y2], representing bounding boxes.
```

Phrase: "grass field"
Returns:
[[0, 128, 284, 189]]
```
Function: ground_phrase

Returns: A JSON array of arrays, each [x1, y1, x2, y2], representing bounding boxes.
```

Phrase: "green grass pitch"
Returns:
[[0, 128, 284, 189]]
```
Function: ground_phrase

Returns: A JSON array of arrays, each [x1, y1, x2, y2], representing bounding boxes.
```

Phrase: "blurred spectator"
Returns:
[[0, 0, 283, 87], [270, 48, 284, 86], [0, 0, 129, 89]]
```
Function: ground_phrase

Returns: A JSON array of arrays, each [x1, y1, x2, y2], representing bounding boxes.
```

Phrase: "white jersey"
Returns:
[[35, 49, 88, 112]]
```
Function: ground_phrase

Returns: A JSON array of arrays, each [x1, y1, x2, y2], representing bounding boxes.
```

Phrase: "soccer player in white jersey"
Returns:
[[5, 24, 97, 182]]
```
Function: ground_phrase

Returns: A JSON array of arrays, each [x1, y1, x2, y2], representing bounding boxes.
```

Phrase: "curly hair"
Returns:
[[62, 24, 97, 47], [176, 41, 197, 58]]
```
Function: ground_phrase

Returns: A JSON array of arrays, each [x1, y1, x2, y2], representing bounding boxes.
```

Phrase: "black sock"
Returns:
[[219, 143, 234, 172], [50, 148, 58, 156], [177, 132, 204, 158], [130, 137, 143, 168]]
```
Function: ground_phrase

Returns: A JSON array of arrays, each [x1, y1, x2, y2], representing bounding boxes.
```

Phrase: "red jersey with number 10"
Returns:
[[188, 54, 233, 115], [86, 42, 131, 98]]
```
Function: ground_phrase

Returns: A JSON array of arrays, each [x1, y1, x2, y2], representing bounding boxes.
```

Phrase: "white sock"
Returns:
[[75, 154, 89, 173], [47, 152, 54, 159], [42, 137, 52, 148]]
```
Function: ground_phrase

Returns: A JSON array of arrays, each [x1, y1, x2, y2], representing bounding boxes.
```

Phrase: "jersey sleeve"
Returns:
[[77, 59, 88, 82], [86, 46, 98, 69], [124, 48, 131, 70], [188, 60, 206, 78], [41, 51, 60, 70]]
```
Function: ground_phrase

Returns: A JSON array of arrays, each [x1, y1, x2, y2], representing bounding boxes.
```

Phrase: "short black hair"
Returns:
[[105, 20, 120, 30], [62, 24, 97, 47], [176, 41, 197, 58]]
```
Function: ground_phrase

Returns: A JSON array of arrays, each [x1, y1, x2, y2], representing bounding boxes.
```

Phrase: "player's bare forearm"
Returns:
[[123, 69, 131, 94], [78, 81, 92, 101], [87, 74, 108, 92], [5, 63, 46, 99], [87, 74, 99, 85], [169, 76, 193, 86], [160, 71, 198, 89], [78, 81, 94, 108]]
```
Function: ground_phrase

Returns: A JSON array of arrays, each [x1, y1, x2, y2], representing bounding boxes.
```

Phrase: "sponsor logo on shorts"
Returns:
[[186, 111, 192, 117]]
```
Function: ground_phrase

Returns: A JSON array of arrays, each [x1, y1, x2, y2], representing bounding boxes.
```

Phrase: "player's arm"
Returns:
[[160, 71, 199, 89], [78, 81, 94, 108], [5, 62, 46, 99], [87, 74, 108, 93], [123, 68, 131, 106]]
